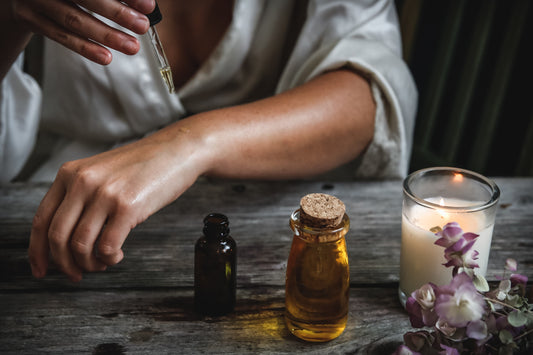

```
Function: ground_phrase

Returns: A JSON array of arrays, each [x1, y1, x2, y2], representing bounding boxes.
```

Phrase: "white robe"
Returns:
[[0, 0, 417, 182]]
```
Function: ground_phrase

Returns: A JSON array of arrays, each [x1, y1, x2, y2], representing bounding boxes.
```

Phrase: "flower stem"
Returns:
[[484, 297, 521, 312], [486, 344, 498, 352], [513, 327, 533, 341]]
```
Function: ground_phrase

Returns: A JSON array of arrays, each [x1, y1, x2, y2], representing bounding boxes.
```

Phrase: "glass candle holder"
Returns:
[[399, 167, 500, 306]]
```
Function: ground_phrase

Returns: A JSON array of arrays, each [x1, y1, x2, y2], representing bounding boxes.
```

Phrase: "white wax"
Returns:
[[399, 198, 494, 296]]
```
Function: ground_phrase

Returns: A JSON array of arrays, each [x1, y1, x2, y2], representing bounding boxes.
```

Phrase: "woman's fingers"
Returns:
[[26, 128, 198, 281], [70, 203, 109, 273], [13, 0, 155, 64], [19, 7, 113, 64], [47, 189, 86, 282], [37, 1, 141, 55], [28, 181, 65, 279], [96, 214, 132, 267], [120, 0, 156, 15], [32, 158, 141, 280], [75, 0, 153, 34]]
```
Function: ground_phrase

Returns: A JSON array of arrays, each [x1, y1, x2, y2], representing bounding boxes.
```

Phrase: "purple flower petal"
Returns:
[[442, 222, 461, 231], [421, 309, 438, 327], [466, 320, 488, 340], [462, 249, 480, 269], [405, 297, 425, 328], [434, 274, 486, 327], [462, 232, 479, 242], [445, 238, 467, 254], [442, 226, 463, 239], [496, 315, 509, 330], [435, 237, 451, 247], [443, 258, 462, 268], [434, 222, 464, 248], [505, 258, 517, 272], [393, 344, 421, 355], [439, 344, 460, 355], [510, 273, 528, 286]]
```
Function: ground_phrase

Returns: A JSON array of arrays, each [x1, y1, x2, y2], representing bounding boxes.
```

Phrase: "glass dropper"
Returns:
[[146, 3, 175, 93]]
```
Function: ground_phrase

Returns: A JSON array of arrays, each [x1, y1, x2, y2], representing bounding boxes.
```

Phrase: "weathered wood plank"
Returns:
[[0, 179, 532, 354], [1, 178, 532, 290], [0, 286, 408, 354]]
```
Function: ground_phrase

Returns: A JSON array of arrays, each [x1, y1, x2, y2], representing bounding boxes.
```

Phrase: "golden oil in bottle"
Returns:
[[285, 193, 350, 342]]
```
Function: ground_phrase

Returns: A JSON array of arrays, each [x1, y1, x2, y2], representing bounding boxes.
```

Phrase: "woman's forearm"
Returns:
[[27, 68, 376, 282], [165, 69, 376, 180]]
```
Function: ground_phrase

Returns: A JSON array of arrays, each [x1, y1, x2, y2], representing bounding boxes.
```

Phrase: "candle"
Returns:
[[399, 198, 494, 297], [398, 168, 499, 306]]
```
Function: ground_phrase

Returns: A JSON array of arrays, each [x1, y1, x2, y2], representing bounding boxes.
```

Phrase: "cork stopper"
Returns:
[[299, 193, 346, 228]]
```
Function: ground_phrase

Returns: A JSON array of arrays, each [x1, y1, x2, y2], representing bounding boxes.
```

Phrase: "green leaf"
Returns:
[[499, 329, 514, 344], [430, 226, 442, 233], [524, 310, 533, 326], [507, 310, 528, 327], [473, 274, 489, 292], [498, 279, 511, 293], [506, 294, 524, 308]]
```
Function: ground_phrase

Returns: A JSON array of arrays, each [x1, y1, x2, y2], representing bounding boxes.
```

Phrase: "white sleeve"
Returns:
[[0, 54, 42, 182], [277, 0, 418, 178]]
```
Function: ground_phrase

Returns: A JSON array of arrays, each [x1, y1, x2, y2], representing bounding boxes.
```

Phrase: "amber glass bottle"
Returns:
[[285, 194, 350, 342], [194, 213, 236, 316]]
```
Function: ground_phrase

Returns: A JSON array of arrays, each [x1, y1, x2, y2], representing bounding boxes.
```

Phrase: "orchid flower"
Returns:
[[435, 273, 486, 328], [398, 223, 532, 354], [407, 283, 439, 327], [434, 222, 478, 249]]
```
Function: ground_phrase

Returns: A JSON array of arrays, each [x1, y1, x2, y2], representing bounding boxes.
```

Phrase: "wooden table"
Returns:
[[1, 178, 532, 354]]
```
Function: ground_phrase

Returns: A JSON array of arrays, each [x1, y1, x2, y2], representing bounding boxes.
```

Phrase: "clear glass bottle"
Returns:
[[285, 197, 350, 342], [194, 213, 236, 316]]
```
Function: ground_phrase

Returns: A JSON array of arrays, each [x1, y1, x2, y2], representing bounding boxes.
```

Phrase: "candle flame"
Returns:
[[453, 173, 463, 182], [437, 198, 448, 219]]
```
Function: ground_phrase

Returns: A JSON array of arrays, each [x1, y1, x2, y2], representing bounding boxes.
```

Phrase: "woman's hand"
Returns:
[[28, 125, 209, 282], [11, 0, 155, 65]]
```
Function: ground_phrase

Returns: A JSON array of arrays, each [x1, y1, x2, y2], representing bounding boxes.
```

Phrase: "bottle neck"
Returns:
[[203, 213, 230, 240], [290, 209, 350, 243]]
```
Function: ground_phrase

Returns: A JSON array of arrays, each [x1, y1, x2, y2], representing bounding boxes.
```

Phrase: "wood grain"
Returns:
[[0, 178, 531, 353]]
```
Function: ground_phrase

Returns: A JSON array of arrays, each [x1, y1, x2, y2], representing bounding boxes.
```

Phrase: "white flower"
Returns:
[[414, 284, 436, 310], [435, 273, 486, 327], [496, 279, 511, 301]]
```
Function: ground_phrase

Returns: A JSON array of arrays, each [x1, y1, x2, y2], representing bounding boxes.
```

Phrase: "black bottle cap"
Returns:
[[203, 213, 230, 238], [147, 3, 162, 26]]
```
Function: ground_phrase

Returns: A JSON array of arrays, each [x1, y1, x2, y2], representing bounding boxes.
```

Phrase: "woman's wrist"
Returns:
[[142, 116, 218, 186]]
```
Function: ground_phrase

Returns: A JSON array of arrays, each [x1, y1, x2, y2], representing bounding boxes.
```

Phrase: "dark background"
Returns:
[[397, 0, 532, 176]]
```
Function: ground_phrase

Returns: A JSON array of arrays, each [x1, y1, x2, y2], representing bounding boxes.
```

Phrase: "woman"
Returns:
[[0, 0, 417, 281]]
